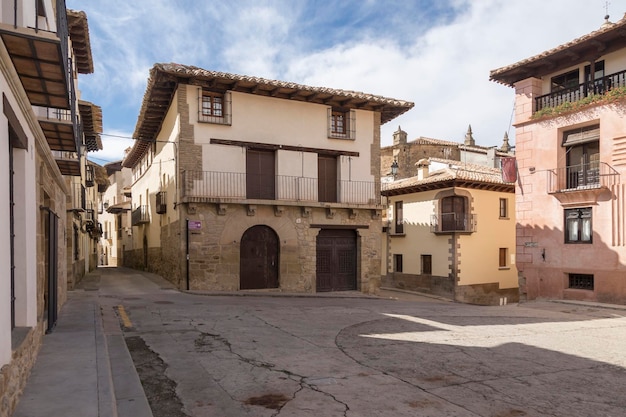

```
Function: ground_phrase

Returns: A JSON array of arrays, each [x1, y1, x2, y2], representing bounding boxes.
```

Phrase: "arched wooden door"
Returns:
[[240, 225, 279, 289]]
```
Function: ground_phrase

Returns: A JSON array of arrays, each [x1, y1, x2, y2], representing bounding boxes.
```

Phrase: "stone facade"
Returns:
[[154, 203, 382, 293], [0, 325, 44, 416]]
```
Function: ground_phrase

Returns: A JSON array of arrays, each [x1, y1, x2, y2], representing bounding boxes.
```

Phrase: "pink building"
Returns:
[[490, 15, 626, 304]]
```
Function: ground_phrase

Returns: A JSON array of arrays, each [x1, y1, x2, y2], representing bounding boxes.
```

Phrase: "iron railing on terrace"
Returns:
[[430, 213, 477, 233], [547, 162, 619, 193], [131, 205, 150, 226], [535, 69, 626, 112], [182, 170, 380, 205]]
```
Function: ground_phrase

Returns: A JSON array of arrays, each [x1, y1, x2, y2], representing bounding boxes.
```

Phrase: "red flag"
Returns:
[[501, 157, 517, 183]]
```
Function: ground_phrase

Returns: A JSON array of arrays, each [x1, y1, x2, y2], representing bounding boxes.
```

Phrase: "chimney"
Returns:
[[416, 158, 429, 180]]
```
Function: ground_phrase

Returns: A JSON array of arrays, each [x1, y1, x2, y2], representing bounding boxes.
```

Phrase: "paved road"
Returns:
[[91, 268, 626, 416]]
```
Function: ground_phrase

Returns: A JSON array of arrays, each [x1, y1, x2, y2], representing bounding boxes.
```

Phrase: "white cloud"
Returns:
[[70, 0, 626, 159]]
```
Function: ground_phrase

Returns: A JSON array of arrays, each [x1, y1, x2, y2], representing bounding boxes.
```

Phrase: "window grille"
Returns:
[[198, 89, 231, 125], [328, 108, 355, 139]]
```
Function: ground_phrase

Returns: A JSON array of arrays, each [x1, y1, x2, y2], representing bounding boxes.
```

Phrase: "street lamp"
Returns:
[[391, 160, 398, 179]]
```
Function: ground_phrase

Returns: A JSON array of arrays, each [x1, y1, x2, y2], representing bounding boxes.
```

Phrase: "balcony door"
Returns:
[[441, 196, 466, 232], [564, 126, 600, 189], [318, 155, 337, 203], [246, 149, 275, 199]]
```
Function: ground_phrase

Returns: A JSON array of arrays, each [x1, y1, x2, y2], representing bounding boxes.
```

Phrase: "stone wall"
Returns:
[[383, 272, 454, 299], [166, 202, 383, 293], [455, 283, 520, 306], [0, 325, 44, 416]]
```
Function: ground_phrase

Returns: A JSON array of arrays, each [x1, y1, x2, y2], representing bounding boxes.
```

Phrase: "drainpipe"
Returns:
[[185, 218, 190, 290]]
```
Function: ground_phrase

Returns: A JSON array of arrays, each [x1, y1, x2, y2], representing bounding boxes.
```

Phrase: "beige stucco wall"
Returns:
[[387, 190, 450, 277], [130, 90, 180, 253], [386, 186, 517, 300], [457, 189, 517, 289]]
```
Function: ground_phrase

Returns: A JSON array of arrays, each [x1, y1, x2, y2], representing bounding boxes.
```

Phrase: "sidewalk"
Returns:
[[11, 270, 152, 417]]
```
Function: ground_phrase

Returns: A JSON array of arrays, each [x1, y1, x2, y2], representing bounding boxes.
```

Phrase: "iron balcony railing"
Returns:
[[156, 191, 167, 214], [131, 205, 150, 226], [535, 69, 626, 112], [430, 213, 477, 233], [547, 162, 619, 193], [182, 170, 380, 205], [68, 183, 85, 211], [85, 165, 95, 187]]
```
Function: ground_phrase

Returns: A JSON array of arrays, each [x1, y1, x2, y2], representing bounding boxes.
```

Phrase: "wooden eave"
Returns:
[[79, 100, 103, 151], [123, 63, 414, 168], [54, 154, 80, 176], [490, 16, 626, 86], [0, 23, 70, 109], [382, 179, 514, 197], [67, 9, 94, 74], [39, 117, 76, 151]]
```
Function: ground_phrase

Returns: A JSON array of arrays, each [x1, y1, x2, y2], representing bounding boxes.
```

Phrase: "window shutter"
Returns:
[[562, 125, 600, 146]]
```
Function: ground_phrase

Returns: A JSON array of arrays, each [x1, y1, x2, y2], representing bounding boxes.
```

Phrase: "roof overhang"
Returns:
[[490, 15, 626, 86], [67, 9, 94, 74], [0, 23, 70, 109], [123, 63, 415, 168], [39, 114, 77, 152], [79, 100, 103, 152], [382, 179, 514, 197], [53, 153, 81, 176], [106, 201, 131, 214]]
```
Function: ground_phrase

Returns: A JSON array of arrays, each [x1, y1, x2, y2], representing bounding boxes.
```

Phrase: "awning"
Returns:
[[562, 126, 600, 147]]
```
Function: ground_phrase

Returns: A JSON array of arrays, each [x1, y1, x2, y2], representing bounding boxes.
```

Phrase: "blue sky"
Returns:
[[67, 0, 626, 165]]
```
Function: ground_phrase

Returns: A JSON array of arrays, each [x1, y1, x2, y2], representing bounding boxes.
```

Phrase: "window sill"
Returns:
[[498, 267, 511, 271], [328, 135, 355, 141], [499, 217, 510, 220], [390, 233, 406, 238], [11, 326, 32, 351]]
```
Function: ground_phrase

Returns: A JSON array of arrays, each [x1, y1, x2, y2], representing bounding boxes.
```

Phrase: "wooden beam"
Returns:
[[210, 138, 359, 157]]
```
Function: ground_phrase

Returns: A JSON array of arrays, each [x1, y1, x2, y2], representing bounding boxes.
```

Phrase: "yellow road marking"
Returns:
[[117, 305, 133, 329]]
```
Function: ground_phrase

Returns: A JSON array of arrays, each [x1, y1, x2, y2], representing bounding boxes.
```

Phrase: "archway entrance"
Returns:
[[240, 225, 279, 289]]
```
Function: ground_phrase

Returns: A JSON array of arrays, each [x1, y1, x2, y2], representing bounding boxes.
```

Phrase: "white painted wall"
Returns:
[[0, 79, 39, 365], [189, 87, 376, 184]]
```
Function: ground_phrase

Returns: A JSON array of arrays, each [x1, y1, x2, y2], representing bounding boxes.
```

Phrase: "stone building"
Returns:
[[121, 63, 413, 293], [490, 14, 626, 304], [381, 125, 513, 180], [0, 1, 100, 414], [381, 158, 518, 305], [99, 159, 133, 267]]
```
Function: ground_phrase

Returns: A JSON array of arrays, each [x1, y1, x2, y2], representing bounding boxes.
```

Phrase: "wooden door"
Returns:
[[240, 225, 279, 289], [316, 229, 356, 292]]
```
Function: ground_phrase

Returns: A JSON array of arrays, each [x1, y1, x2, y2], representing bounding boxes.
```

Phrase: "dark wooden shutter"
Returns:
[[318, 155, 337, 203], [442, 196, 465, 231], [247, 149, 275, 199]]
